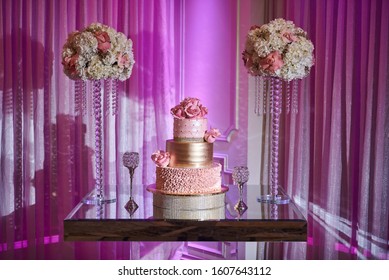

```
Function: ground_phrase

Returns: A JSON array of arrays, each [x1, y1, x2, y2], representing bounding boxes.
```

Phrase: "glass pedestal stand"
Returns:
[[123, 152, 140, 216], [232, 166, 249, 216], [234, 183, 248, 215], [82, 80, 116, 205], [257, 77, 290, 205]]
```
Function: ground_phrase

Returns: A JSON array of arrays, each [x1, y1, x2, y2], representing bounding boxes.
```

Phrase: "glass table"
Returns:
[[64, 185, 307, 242]]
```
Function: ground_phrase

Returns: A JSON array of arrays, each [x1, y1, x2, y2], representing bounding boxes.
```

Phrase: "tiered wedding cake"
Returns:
[[149, 97, 226, 219]]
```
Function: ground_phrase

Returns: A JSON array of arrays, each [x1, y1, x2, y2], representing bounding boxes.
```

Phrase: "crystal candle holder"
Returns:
[[123, 152, 139, 215], [232, 166, 249, 215]]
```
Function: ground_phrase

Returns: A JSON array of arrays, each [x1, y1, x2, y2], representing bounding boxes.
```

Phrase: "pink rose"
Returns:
[[170, 104, 185, 119], [62, 54, 79, 76], [95, 31, 111, 53], [117, 52, 130, 69], [199, 105, 208, 117], [250, 25, 261, 31], [281, 29, 298, 43], [242, 50, 256, 71], [171, 97, 208, 119], [259, 51, 284, 73], [182, 97, 207, 119], [151, 150, 170, 167], [204, 128, 221, 143]]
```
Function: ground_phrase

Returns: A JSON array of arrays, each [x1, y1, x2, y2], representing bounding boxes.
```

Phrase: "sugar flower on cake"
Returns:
[[151, 150, 170, 167], [204, 128, 221, 143], [170, 97, 208, 119], [62, 22, 135, 81], [242, 18, 314, 81]]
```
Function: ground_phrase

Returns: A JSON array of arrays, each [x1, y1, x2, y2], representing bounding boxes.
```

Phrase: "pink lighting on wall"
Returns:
[[183, 0, 237, 134]]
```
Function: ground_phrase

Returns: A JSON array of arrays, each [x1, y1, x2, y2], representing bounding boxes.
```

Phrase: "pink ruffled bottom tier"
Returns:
[[155, 163, 222, 195]]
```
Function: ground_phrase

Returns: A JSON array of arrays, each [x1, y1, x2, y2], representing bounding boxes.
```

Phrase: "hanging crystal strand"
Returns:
[[74, 80, 82, 115], [15, 63, 23, 212], [259, 76, 264, 115], [279, 81, 283, 114], [269, 77, 274, 113], [292, 79, 299, 114], [81, 80, 87, 116], [286, 81, 291, 114], [254, 76, 258, 115], [111, 79, 118, 115], [254, 76, 261, 115], [270, 77, 282, 199], [90, 81, 95, 116], [93, 80, 104, 200], [104, 79, 111, 116], [263, 77, 267, 114]]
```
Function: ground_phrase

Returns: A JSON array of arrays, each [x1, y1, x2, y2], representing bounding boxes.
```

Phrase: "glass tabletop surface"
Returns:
[[65, 184, 306, 222]]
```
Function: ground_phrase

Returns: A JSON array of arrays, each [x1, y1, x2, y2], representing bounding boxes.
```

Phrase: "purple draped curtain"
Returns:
[[251, 0, 389, 259], [1, 0, 388, 260], [0, 0, 181, 259]]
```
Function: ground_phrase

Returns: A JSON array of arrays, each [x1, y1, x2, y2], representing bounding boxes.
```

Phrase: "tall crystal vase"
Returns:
[[258, 77, 290, 204], [82, 80, 116, 204]]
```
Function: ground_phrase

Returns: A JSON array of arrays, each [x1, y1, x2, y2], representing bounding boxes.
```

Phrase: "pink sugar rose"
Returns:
[[171, 97, 208, 119], [95, 31, 111, 53], [151, 150, 170, 167], [62, 54, 79, 76], [117, 52, 130, 69], [185, 103, 201, 118], [199, 105, 208, 117], [182, 97, 207, 119], [204, 128, 221, 143], [281, 29, 298, 43], [259, 51, 284, 73], [170, 104, 185, 119]]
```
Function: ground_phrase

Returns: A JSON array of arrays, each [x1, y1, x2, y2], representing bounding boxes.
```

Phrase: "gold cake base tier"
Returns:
[[147, 184, 228, 220]]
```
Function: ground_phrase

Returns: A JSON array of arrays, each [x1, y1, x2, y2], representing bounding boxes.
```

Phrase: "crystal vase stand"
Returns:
[[258, 77, 290, 204], [82, 80, 116, 205]]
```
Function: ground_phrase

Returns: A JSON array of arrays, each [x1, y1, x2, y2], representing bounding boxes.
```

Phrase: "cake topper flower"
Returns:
[[151, 150, 170, 167], [242, 18, 314, 81], [62, 22, 135, 81], [170, 97, 208, 119], [204, 128, 221, 143]]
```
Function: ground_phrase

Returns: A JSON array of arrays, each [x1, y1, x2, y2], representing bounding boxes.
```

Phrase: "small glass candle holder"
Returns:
[[123, 152, 139, 215], [232, 166, 249, 215]]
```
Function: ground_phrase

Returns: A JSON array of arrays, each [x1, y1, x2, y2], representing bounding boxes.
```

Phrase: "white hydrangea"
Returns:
[[62, 22, 135, 81], [242, 18, 314, 81]]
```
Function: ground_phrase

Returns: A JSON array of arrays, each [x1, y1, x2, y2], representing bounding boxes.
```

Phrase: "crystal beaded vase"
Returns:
[[82, 80, 117, 205], [257, 77, 290, 204]]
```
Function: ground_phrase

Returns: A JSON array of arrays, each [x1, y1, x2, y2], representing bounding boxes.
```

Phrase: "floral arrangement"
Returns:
[[242, 18, 314, 81], [151, 150, 170, 167], [62, 22, 135, 81], [204, 128, 221, 143], [170, 97, 208, 119]]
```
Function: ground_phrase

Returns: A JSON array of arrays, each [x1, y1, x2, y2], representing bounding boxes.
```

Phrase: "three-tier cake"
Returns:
[[148, 97, 227, 220]]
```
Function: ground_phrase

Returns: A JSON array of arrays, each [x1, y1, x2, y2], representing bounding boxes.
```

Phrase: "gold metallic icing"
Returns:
[[166, 139, 213, 168]]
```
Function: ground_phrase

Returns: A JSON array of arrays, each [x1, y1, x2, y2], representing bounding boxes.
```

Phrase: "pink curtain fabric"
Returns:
[[0, 0, 181, 259], [1, 0, 388, 260], [252, 0, 389, 259]]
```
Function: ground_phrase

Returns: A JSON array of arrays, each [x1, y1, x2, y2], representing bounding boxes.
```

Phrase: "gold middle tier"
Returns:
[[166, 139, 213, 168]]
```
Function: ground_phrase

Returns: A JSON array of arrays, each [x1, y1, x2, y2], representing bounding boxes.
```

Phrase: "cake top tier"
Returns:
[[173, 118, 207, 141], [170, 97, 208, 120]]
